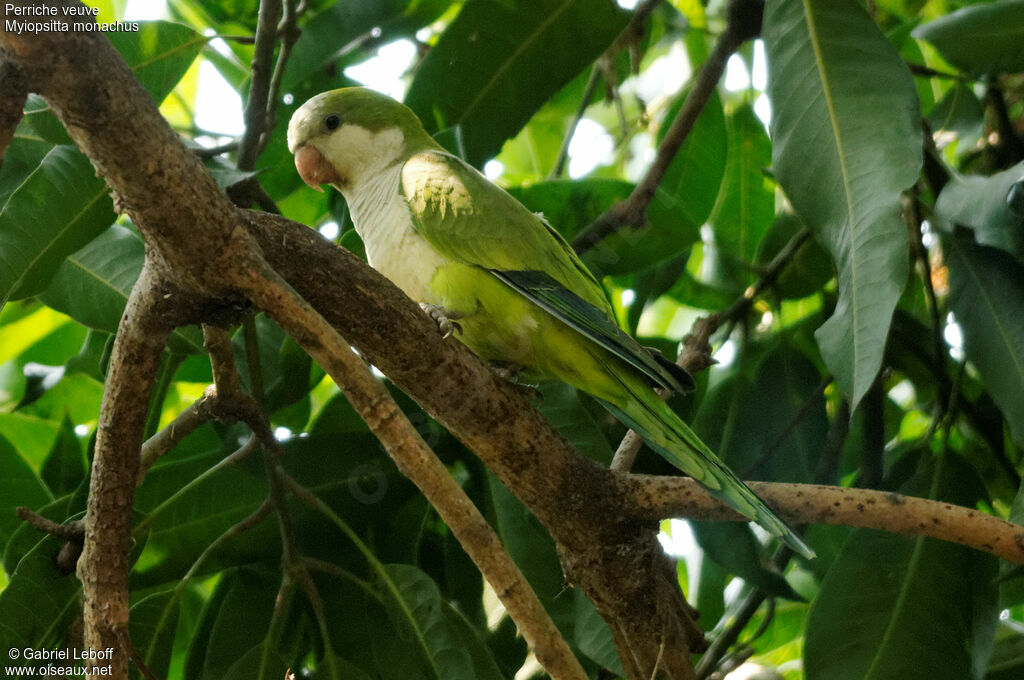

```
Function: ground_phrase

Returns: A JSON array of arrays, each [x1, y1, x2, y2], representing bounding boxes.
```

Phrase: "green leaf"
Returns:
[[0, 434, 52, 552], [108, 21, 206, 103], [695, 342, 826, 485], [0, 536, 81, 653], [709, 103, 774, 272], [935, 161, 1024, 263], [39, 417, 87, 499], [536, 381, 613, 465], [691, 522, 803, 601], [913, 1, 1024, 76], [15, 22, 204, 164], [283, 0, 449, 92], [763, 0, 921, 408], [405, 0, 630, 166], [486, 471, 574, 633], [926, 83, 985, 153], [130, 589, 179, 680], [0, 413, 61, 471], [987, 627, 1024, 680], [754, 214, 832, 300], [39, 224, 204, 354], [574, 592, 623, 674], [185, 567, 285, 680], [804, 458, 998, 680], [0, 146, 115, 305], [377, 564, 490, 680], [946, 235, 1024, 452], [656, 87, 728, 236]]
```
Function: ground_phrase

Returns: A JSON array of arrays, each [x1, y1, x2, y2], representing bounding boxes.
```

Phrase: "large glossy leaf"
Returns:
[[0, 434, 52, 552], [185, 567, 285, 680], [0, 146, 115, 306], [405, 0, 629, 167], [109, 21, 206, 102], [709, 103, 774, 270], [130, 589, 179, 680], [763, 0, 921, 408], [656, 88, 728, 237], [39, 224, 204, 354], [935, 161, 1024, 263], [377, 564, 499, 680], [946, 235, 1024, 452], [913, 1, 1024, 76], [690, 522, 803, 600], [694, 342, 826, 485], [804, 460, 998, 680], [0, 537, 81, 653]]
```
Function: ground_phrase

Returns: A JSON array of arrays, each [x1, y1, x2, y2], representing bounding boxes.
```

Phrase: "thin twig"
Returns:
[[695, 589, 767, 679], [237, 0, 284, 170], [718, 227, 812, 323], [905, 62, 963, 81], [260, 0, 302, 157], [116, 629, 160, 680], [16, 507, 84, 542], [194, 140, 239, 158], [138, 387, 217, 480], [549, 66, 601, 179]]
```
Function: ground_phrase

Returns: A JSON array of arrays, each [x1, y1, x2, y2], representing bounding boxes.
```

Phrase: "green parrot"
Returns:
[[287, 87, 813, 558]]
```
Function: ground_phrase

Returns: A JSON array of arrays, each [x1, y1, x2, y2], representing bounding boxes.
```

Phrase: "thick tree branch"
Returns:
[[77, 264, 174, 678], [0, 57, 27, 160], [630, 477, 1024, 565]]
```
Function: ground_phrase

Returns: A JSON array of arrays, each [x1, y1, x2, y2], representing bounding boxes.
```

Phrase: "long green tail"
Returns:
[[600, 371, 815, 559]]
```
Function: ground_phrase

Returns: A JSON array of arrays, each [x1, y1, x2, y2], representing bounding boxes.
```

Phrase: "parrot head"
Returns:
[[287, 87, 436, 193]]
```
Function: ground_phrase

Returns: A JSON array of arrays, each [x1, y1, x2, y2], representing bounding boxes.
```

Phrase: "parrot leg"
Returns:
[[419, 303, 464, 339]]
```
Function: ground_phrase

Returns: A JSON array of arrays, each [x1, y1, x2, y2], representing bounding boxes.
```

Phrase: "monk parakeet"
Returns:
[[288, 87, 812, 558]]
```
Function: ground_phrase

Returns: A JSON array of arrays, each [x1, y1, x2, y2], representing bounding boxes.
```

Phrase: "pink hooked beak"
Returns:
[[294, 145, 340, 192]]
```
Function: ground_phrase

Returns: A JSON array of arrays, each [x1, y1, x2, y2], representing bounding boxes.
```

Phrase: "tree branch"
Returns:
[[77, 264, 173, 678], [0, 58, 27, 160], [630, 476, 1024, 565], [237, 0, 283, 170]]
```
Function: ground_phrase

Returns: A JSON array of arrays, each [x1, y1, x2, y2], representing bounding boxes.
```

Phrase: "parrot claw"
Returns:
[[489, 362, 541, 401], [420, 303, 464, 339], [488, 361, 522, 382]]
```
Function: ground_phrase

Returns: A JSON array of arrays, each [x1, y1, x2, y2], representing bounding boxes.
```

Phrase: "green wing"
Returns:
[[401, 150, 692, 393]]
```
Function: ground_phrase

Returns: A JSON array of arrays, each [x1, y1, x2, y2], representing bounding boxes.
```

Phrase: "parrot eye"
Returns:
[[324, 114, 340, 131]]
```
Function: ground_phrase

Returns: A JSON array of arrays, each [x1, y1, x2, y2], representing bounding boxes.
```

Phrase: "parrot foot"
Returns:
[[419, 303, 464, 339], [488, 362, 542, 401], [488, 361, 523, 382]]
